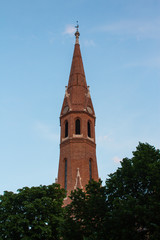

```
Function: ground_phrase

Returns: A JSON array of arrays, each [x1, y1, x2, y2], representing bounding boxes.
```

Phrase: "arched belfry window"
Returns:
[[89, 159, 92, 181], [64, 159, 67, 190], [65, 120, 68, 138], [75, 119, 80, 134], [88, 121, 91, 138]]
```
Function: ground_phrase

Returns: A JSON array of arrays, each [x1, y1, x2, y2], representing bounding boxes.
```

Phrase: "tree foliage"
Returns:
[[0, 184, 65, 240], [106, 142, 160, 240], [62, 180, 108, 240], [1, 143, 160, 240], [62, 143, 160, 240]]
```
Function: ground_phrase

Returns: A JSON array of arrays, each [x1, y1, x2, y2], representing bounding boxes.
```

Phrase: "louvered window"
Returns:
[[65, 121, 68, 137], [88, 121, 91, 137], [75, 119, 80, 134]]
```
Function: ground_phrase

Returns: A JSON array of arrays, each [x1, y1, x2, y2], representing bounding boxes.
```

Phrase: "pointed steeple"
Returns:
[[68, 24, 87, 90], [58, 24, 99, 206], [61, 23, 95, 114]]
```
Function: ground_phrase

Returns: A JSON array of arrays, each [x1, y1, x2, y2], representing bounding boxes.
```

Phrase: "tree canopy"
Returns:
[[62, 143, 160, 240], [106, 142, 160, 240], [0, 184, 65, 240], [62, 180, 108, 240], [0, 142, 160, 240]]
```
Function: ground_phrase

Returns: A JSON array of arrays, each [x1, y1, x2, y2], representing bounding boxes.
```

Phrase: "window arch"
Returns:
[[89, 159, 92, 181], [65, 120, 68, 138], [88, 121, 91, 138], [75, 119, 81, 134], [64, 159, 67, 190]]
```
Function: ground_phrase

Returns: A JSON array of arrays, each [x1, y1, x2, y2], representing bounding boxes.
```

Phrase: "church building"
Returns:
[[57, 25, 99, 204]]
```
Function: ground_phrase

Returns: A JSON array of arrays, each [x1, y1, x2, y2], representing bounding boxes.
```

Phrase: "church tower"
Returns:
[[57, 25, 99, 203]]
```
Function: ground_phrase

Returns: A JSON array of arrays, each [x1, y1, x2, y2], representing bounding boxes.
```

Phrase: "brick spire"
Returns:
[[67, 36, 87, 90], [61, 25, 95, 114], [58, 25, 99, 205]]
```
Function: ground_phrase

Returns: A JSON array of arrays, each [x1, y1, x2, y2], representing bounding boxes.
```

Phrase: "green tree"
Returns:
[[62, 180, 109, 240], [0, 184, 65, 240], [1, 143, 159, 240], [63, 143, 160, 240], [106, 142, 160, 240]]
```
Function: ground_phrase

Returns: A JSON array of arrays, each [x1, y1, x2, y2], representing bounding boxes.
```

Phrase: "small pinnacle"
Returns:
[[75, 21, 80, 44]]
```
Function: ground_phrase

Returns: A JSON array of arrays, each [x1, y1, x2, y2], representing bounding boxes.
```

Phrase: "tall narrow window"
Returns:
[[75, 119, 80, 134], [64, 159, 67, 190], [65, 120, 68, 138], [89, 159, 92, 181], [88, 121, 91, 137]]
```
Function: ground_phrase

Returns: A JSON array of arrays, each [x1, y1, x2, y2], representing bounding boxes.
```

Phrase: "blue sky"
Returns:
[[0, 0, 160, 194]]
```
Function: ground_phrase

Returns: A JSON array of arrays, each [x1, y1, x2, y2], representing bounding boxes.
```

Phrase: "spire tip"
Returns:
[[75, 21, 80, 44]]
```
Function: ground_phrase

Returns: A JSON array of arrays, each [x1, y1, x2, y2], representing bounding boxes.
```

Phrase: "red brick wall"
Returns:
[[58, 111, 98, 200]]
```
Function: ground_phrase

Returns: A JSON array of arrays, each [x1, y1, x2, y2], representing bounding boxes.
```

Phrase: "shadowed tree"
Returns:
[[62, 143, 160, 240], [106, 142, 160, 240], [0, 184, 65, 240], [1, 143, 159, 240], [62, 180, 109, 240]]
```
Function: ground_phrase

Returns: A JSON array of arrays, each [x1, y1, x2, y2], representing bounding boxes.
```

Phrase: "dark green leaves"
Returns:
[[0, 184, 65, 240], [1, 143, 160, 240]]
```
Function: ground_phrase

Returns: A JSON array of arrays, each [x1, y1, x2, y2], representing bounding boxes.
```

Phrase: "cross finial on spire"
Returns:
[[75, 21, 80, 44], [75, 21, 79, 31]]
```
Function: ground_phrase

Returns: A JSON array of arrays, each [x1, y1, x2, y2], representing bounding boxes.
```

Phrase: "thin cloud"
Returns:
[[63, 24, 75, 36], [83, 39, 95, 47], [35, 121, 59, 141], [96, 18, 160, 39], [97, 135, 112, 145], [113, 156, 122, 164]]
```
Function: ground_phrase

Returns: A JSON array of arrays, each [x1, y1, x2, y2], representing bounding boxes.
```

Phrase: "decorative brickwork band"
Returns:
[[74, 168, 83, 189]]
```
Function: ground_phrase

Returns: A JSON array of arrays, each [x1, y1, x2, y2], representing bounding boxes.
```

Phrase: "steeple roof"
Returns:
[[60, 26, 95, 116], [68, 28, 87, 89]]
